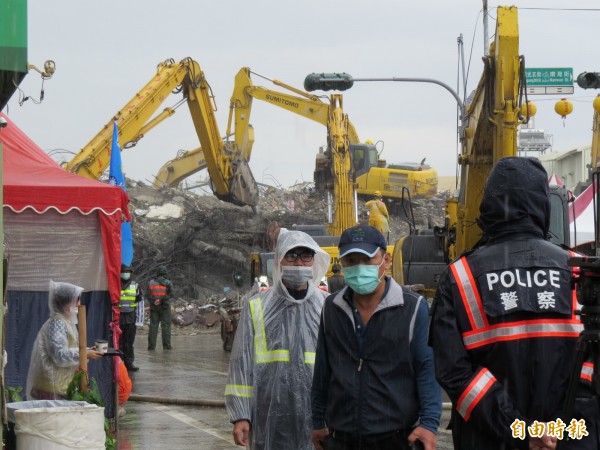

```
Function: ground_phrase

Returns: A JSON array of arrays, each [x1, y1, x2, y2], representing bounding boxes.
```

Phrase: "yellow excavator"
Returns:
[[240, 69, 358, 285], [236, 72, 402, 286], [153, 68, 438, 212], [65, 57, 259, 208], [392, 5, 570, 296], [227, 67, 358, 237]]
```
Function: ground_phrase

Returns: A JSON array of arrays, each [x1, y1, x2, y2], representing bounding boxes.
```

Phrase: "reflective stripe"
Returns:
[[149, 284, 167, 297], [450, 257, 489, 330], [581, 362, 593, 383], [456, 368, 496, 421], [250, 298, 290, 364], [462, 319, 583, 349], [224, 384, 253, 398], [304, 352, 316, 364], [119, 282, 138, 310], [453, 256, 582, 349]]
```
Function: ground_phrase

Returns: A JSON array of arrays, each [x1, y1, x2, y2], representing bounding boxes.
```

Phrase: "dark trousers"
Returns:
[[148, 302, 171, 349], [323, 430, 410, 450], [119, 320, 137, 367]]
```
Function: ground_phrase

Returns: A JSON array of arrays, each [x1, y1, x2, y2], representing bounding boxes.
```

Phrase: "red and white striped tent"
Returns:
[[548, 173, 595, 246], [569, 181, 595, 246]]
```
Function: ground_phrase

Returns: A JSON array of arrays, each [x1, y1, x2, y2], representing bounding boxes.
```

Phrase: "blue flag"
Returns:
[[109, 121, 134, 266]]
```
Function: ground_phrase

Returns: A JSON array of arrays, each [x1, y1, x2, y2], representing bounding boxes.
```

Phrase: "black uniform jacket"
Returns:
[[431, 157, 598, 449]]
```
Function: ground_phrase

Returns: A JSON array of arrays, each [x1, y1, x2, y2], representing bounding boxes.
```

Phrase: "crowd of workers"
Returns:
[[225, 157, 600, 450], [21, 156, 600, 449]]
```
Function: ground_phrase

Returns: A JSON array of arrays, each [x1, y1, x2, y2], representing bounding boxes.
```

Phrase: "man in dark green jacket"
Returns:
[[147, 266, 174, 350]]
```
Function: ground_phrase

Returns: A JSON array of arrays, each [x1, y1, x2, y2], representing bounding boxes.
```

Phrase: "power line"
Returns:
[[520, 7, 600, 12]]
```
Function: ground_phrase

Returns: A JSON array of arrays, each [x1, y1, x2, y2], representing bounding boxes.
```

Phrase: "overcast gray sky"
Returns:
[[5, 1, 600, 188]]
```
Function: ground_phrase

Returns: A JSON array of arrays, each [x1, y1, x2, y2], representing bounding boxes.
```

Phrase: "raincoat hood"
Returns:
[[272, 230, 331, 303], [48, 280, 83, 315], [478, 157, 550, 240]]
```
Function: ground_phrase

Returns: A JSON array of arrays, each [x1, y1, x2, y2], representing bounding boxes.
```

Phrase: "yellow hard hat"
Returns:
[[374, 190, 382, 197]]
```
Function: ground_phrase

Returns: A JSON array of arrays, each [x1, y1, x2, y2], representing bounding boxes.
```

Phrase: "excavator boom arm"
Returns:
[[66, 59, 189, 178], [66, 58, 258, 207], [453, 5, 523, 258]]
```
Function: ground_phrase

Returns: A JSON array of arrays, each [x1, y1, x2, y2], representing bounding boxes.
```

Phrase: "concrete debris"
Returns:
[[144, 203, 184, 219], [126, 178, 449, 334]]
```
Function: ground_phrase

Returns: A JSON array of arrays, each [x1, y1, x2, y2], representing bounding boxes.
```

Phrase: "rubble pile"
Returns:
[[127, 180, 330, 303], [126, 179, 449, 311]]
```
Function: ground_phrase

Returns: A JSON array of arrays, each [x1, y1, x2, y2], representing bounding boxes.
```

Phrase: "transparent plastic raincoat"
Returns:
[[225, 230, 330, 450], [27, 281, 83, 399]]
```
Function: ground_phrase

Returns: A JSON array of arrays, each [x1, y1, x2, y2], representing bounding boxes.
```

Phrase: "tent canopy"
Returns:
[[569, 180, 595, 245], [1, 112, 129, 416], [2, 112, 129, 216], [1, 111, 128, 306]]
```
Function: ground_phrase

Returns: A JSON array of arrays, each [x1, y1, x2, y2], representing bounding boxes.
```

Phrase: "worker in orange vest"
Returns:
[[147, 266, 174, 350]]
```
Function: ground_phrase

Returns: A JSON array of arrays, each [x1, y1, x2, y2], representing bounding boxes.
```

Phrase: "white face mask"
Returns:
[[281, 266, 313, 289], [69, 306, 79, 324]]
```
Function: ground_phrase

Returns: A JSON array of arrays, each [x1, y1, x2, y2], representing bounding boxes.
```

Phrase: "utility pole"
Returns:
[[483, 0, 489, 56]]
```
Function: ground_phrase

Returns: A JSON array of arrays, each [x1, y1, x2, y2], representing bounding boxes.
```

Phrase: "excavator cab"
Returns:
[[350, 143, 379, 178], [350, 143, 438, 207], [548, 184, 571, 247]]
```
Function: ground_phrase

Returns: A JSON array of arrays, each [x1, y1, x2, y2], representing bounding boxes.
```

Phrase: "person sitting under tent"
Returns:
[[27, 281, 103, 400]]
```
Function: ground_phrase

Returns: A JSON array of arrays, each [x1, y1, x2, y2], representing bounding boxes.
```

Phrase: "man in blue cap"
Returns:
[[311, 225, 441, 450]]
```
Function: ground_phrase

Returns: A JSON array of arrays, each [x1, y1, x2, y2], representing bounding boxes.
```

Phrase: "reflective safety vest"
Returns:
[[119, 282, 138, 313], [224, 297, 316, 400], [450, 253, 585, 420], [148, 280, 167, 299], [248, 297, 315, 365]]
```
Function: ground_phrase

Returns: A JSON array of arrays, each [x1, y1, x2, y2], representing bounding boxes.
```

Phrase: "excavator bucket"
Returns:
[[228, 159, 259, 207]]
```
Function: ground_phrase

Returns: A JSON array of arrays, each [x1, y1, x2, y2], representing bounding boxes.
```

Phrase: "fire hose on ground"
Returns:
[[128, 394, 451, 410]]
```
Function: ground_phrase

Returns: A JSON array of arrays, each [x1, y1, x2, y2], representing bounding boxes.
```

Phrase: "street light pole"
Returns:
[[349, 77, 466, 121], [304, 73, 467, 139]]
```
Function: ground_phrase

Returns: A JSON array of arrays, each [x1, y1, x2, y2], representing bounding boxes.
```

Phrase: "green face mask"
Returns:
[[343, 260, 384, 295]]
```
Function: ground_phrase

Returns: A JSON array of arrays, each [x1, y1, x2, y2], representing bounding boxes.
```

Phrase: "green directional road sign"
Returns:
[[525, 68, 573, 86]]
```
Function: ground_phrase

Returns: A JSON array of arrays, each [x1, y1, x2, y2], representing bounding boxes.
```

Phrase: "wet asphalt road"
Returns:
[[117, 329, 453, 449]]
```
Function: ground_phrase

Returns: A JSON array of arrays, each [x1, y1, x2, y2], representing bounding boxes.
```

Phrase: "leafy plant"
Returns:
[[66, 370, 103, 406], [6, 386, 23, 403], [66, 371, 116, 450]]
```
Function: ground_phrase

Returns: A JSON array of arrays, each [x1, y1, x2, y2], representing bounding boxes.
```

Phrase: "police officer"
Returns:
[[147, 266, 174, 350], [119, 265, 142, 372], [431, 157, 599, 450]]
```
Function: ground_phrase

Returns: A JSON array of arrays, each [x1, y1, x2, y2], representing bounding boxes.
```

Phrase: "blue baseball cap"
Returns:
[[338, 225, 387, 259]]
